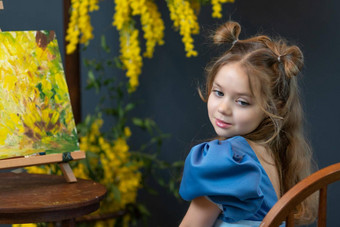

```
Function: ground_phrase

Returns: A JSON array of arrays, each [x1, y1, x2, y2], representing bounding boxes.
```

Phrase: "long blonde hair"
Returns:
[[201, 21, 317, 224]]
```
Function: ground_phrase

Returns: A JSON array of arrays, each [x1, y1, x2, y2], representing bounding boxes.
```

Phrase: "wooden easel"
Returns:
[[0, 151, 86, 183], [0, 0, 86, 184]]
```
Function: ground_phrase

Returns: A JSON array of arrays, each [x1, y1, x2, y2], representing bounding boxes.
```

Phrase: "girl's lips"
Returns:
[[215, 119, 231, 129]]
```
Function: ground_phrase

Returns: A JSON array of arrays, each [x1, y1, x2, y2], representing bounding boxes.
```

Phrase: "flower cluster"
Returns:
[[26, 162, 61, 175], [65, 0, 99, 54], [112, 0, 165, 92], [112, 0, 130, 30], [211, 0, 235, 18], [118, 26, 142, 93], [167, 0, 200, 57], [12, 224, 37, 227], [66, 0, 236, 92], [129, 0, 165, 58], [78, 118, 142, 216]]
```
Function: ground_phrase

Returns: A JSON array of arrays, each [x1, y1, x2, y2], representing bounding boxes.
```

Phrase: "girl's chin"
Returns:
[[214, 130, 235, 139]]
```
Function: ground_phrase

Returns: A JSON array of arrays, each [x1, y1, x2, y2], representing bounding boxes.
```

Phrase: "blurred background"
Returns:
[[0, 0, 339, 226]]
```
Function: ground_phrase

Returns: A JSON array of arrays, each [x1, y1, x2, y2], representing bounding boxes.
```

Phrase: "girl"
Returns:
[[179, 21, 317, 227]]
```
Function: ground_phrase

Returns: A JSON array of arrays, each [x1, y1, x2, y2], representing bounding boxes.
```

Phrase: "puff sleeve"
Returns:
[[179, 137, 264, 223]]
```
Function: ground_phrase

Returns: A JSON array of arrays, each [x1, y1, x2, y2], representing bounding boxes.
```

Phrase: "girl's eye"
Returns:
[[213, 90, 224, 97], [236, 99, 249, 106]]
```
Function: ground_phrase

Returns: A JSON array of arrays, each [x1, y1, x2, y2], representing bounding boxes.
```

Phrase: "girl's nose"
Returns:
[[218, 100, 232, 115]]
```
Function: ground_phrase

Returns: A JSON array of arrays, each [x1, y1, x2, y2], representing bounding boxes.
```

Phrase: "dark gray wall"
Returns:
[[1, 0, 339, 226]]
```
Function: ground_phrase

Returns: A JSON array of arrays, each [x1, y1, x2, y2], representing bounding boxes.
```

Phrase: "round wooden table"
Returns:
[[0, 172, 107, 226]]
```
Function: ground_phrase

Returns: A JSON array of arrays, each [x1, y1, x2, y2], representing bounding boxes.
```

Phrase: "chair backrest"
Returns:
[[260, 162, 340, 227]]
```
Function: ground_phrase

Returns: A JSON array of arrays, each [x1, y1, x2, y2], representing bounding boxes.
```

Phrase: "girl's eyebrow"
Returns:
[[235, 92, 253, 98], [212, 82, 221, 88], [212, 82, 253, 97]]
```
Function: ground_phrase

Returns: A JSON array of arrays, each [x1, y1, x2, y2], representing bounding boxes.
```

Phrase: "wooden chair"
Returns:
[[260, 162, 340, 227]]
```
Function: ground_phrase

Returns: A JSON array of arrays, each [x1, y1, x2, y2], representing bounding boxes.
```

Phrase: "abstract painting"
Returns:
[[0, 31, 79, 159]]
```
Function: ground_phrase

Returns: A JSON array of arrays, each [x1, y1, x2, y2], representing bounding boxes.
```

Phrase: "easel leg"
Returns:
[[59, 162, 77, 183]]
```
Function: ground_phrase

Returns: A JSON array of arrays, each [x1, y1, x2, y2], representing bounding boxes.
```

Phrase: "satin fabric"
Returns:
[[179, 136, 278, 223]]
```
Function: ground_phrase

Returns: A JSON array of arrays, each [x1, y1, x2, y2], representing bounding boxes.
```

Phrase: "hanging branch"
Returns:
[[65, 0, 235, 92]]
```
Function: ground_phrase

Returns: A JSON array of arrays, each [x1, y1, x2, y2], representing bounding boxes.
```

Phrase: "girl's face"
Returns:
[[207, 63, 265, 138]]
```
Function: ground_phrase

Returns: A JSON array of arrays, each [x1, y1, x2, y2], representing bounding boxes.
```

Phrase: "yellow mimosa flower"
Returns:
[[211, 0, 234, 18], [124, 126, 132, 137], [167, 0, 200, 57], [66, 0, 99, 54], [12, 224, 37, 227]]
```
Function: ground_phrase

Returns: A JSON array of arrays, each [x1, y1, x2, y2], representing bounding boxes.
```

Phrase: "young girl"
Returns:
[[179, 21, 317, 227]]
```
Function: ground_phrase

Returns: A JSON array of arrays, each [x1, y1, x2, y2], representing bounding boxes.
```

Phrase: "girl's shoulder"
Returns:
[[179, 136, 267, 222], [179, 136, 263, 200], [179, 136, 278, 222], [190, 136, 259, 162]]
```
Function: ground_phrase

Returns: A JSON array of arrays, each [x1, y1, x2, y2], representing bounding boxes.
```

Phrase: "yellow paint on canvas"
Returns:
[[0, 31, 79, 159]]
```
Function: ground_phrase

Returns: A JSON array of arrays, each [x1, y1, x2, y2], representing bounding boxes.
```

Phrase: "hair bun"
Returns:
[[282, 46, 304, 78], [213, 21, 241, 45]]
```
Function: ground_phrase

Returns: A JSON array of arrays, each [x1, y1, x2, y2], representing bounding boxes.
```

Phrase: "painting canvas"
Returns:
[[0, 31, 79, 160]]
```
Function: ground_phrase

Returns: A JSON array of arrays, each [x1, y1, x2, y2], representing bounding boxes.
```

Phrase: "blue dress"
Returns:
[[179, 136, 284, 227]]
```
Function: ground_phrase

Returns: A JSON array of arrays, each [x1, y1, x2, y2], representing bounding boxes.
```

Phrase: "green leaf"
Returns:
[[101, 35, 110, 53], [117, 105, 124, 118], [172, 160, 185, 168], [104, 107, 118, 116], [142, 183, 159, 195], [157, 177, 167, 187], [103, 77, 115, 86], [111, 185, 121, 202], [125, 103, 135, 112], [87, 70, 100, 92], [132, 118, 144, 128], [114, 57, 123, 69], [87, 70, 95, 83], [169, 180, 175, 192], [136, 203, 151, 217], [95, 62, 104, 71]]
